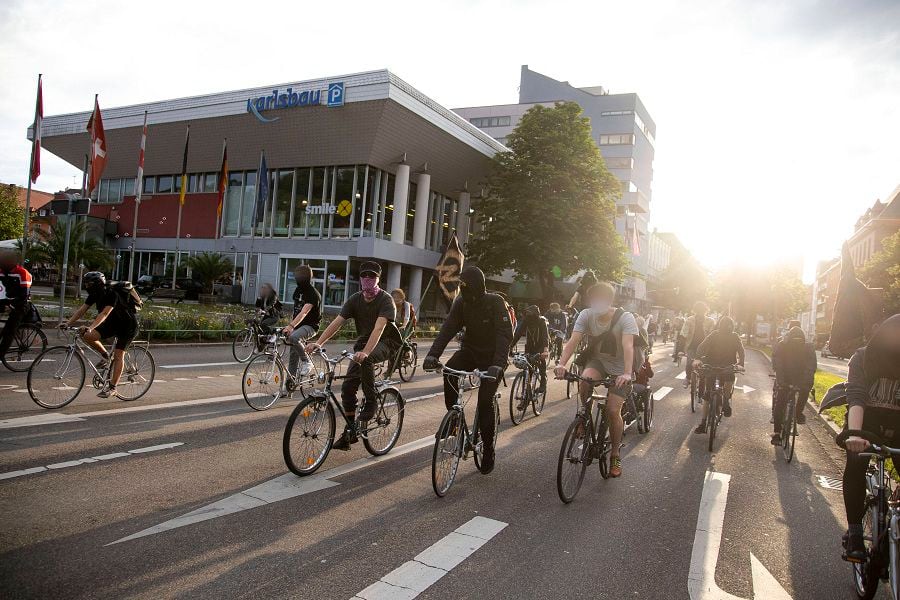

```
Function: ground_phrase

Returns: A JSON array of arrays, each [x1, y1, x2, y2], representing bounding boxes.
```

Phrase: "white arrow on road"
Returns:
[[734, 385, 756, 394], [689, 471, 791, 600]]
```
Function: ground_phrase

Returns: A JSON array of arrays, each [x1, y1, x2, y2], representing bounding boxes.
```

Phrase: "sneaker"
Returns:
[[298, 360, 313, 377], [683, 380, 691, 389], [843, 530, 866, 563], [610, 457, 622, 478], [770, 433, 782, 446], [96, 358, 110, 371], [796, 412, 807, 425], [98, 387, 118, 399], [332, 429, 357, 451], [694, 421, 707, 434], [723, 403, 732, 417]]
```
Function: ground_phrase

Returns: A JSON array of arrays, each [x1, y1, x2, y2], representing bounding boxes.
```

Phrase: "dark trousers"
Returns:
[[340, 341, 393, 420], [701, 375, 735, 404], [532, 354, 547, 390], [844, 408, 900, 525], [772, 384, 809, 433], [443, 349, 502, 458], [0, 304, 25, 357]]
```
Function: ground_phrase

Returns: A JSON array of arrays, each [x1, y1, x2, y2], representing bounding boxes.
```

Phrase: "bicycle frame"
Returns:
[[858, 449, 900, 600], [440, 366, 497, 458]]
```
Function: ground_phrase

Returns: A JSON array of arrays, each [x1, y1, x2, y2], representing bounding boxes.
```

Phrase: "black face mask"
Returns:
[[459, 266, 486, 302]]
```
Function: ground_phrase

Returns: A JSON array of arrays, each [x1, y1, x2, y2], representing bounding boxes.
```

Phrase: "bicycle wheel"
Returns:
[[643, 391, 654, 432], [473, 397, 500, 472], [283, 395, 335, 476], [596, 413, 610, 479], [27, 347, 85, 409], [363, 388, 405, 456], [509, 371, 528, 425], [398, 344, 417, 383], [293, 350, 329, 398], [852, 502, 880, 600], [557, 415, 590, 503], [708, 393, 719, 452], [432, 409, 463, 497], [531, 370, 546, 416], [242, 353, 284, 411], [690, 376, 697, 413], [566, 363, 580, 400], [781, 395, 796, 463], [232, 328, 256, 363], [116, 345, 155, 401], [2, 324, 47, 372]]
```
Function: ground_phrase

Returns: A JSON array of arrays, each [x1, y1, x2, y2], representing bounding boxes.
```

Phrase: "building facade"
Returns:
[[454, 66, 656, 312], [846, 185, 899, 270], [35, 70, 505, 314]]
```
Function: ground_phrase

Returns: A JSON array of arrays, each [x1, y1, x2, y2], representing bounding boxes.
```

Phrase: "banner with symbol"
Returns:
[[435, 234, 464, 307]]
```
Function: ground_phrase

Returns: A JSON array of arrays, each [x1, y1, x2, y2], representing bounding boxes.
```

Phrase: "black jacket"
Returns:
[[772, 337, 816, 389], [512, 316, 550, 355], [429, 294, 513, 368]]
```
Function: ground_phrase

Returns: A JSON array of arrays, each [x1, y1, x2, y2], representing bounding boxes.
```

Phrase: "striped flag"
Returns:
[[30, 75, 42, 183], [135, 111, 148, 204], [178, 126, 190, 206], [254, 150, 268, 228], [86, 96, 107, 195], [435, 234, 465, 307], [216, 139, 227, 217]]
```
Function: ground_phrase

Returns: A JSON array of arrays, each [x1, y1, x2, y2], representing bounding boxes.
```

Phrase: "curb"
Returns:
[[747, 346, 842, 436]]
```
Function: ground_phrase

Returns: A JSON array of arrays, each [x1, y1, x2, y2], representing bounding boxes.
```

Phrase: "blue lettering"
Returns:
[[256, 98, 266, 112], [277, 93, 288, 108], [298, 91, 309, 106], [287, 88, 298, 107], [310, 90, 321, 106]]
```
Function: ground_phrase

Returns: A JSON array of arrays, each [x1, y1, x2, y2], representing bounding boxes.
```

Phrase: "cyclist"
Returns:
[[0, 250, 33, 362], [647, 316, 658, 349], [842, 314, 900, 562], [305, 261, 400, 450], [567, 270, 598, 312], [546, 302, 568, 363], [681, 302, 715, 387], [423, 265, 512, 474], [283, 264, 321, 378], [691, 315, 744, 433], [554, 281, 638, 478], [391, 288, 416, 337], [510, 304, 550, 396], [770, 325, 816, 445], [255, 283, 283, 342], [61, 272, 140, 399], [661, 318, 671, 344], [673, 314, 686, 363]]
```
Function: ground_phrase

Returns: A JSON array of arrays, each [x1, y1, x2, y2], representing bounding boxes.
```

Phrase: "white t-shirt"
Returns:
[[574, 308, 639, 375]]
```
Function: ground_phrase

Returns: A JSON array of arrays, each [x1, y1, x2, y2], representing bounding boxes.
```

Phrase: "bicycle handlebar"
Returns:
[[424, 362, 496, 381], [698, 364, 744, 373], [835, 429, 900, 457], [558, 371, 616, 387]]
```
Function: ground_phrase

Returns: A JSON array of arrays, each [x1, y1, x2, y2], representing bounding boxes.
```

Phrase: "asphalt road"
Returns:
[[0, 341, 872, 599]]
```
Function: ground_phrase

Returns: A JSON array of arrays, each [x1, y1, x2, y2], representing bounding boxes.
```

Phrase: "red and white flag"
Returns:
[[86, 96, 108, 195], [135, 111, 148, 204], [630, 219, 641, 256], [30, 75, 42, 183]]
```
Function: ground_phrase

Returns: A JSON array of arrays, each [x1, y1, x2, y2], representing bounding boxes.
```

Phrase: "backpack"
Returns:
[[109, 281, 143, 315], [576, 308, 647, 366]]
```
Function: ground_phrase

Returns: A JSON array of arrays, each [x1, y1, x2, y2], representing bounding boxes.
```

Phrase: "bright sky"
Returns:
[[1, 0, 898, 281]]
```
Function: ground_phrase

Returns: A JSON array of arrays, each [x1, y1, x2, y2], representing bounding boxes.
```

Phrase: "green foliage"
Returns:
[[184, 252, 233, 294], [712, 265, 807, 331], [861, 230, 900, 316], [812, 370, 847, 427], [654, 248, 709, 312], [466, 102, 627, 301], [28, 219, 112, 280], [0, 184, 25, 241]]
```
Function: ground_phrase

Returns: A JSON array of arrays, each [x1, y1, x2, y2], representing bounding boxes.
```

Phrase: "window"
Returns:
[[174, 175, 183, 194], [621, 181, 638, 194], [382, 173, 395, 240], [332, 166, 355, 237], [240, 171, 257, 236], [272, 169, 294, 237], [188, 174, 200, 193], [605, 157, 634, 169], [292, 168, 311, 236], [143, 176, 155, 194], [361, 167, 380, 237], [157, 175, 173, 194], [600, 110, 634, 117], [123, 178, 135, 197], [469, 116, 511, 128], [405, 180, 417, 245], [223, 172, 243, 236], [308, 167, 328, 236], [325, 261, 347, 306], [353, 166, 369, 238], [107, 179, 121, 203], [598, 134, 635, 145]]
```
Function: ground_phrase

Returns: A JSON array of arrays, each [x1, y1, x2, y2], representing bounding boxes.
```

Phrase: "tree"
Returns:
[[185, 252, 233, 294], [0, 184, 25, 241], [652, 247, 709, 313], [711, 265, 807, 334], [28, 220, 111, 282], [466, 102, 627, 304], [861, 230, 900, 316]]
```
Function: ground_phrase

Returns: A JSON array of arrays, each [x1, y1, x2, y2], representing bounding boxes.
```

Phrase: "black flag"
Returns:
[[435, 234, 464, 307], [829, 243, 884, 358]]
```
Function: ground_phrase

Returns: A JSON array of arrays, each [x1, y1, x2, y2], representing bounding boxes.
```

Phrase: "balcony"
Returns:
[[620, 190, 650, 213]]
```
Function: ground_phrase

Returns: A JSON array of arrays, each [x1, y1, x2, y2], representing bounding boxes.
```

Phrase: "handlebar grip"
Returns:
[[835, 429, 884, 450]]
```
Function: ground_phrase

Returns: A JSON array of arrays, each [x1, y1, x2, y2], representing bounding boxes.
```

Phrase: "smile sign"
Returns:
[[247, 82, 345, 123]]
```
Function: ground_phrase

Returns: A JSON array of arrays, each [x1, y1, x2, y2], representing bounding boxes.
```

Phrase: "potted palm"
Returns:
[[184, 252, 233, 304]]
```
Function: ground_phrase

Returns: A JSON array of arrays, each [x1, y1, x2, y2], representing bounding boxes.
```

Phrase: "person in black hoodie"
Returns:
[[841, 314, 900, 563], [423, 266, 513, 474], [510, 305, 550, 394], [770, 326, 817, 445]]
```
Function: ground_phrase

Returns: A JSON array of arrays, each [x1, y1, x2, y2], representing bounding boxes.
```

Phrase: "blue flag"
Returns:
[[254, 151, 269, 228]]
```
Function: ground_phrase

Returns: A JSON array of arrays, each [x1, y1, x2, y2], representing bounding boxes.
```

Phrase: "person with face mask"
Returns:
[[770, 326, 817, 444], [306, 261, 400, 450], [255, 283, 283, 341], [841, 314, 900, 563], [283, 264, 322, 379], [0, 250, 33, 363], [510, 305, 550, 395], [545, 303, 568, 363], [567, 270, 598, 312], [423, 266, 513, 474], [554, 282, 639, 478], [691, 316, 745, 433], [681, 301, 716, 388]]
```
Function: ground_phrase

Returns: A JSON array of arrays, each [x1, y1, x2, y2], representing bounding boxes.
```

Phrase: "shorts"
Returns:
[[583, 358, 631, 398], [96, 319, 139, 350]]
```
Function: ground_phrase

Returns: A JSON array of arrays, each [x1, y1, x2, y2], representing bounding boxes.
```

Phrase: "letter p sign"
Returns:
[[327, 83, 345, 107]]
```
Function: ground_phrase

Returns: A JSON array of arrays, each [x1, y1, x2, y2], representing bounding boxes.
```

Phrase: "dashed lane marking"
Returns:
[[676, 372, 687, 380], [0, 442, 184, 481], [656, 386, 673, 400], [352, 516, 508, 600], [160, 361, 237, 369]]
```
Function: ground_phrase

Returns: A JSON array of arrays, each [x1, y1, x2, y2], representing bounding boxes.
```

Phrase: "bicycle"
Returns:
[[372, 333, 418, 383], [27, 327, 155, 409], [697, 364, 742, 452], [835, 429, 900, 600], [687, 359, 699, 413], [232, 310, 285, 363], [566, 337, 588, 400], [0, 321, 47, 372], [549, 329, 565, 364], [771, 380, 805, 463], [508, 352, 546, 425], [241, 329, 329, 411], [282, 350, 405, 476], [556, 372, 618, 503], [429, 363, 500, 497], [633, 382, 655, 434]]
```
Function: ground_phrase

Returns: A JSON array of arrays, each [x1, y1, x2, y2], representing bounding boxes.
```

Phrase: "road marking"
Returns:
[[656, 386, 673, 400], [160, 361, 236, 369], [688, 471, 791, 599], [0, 413, 86, 430], [109, 435, 435, 544], [353, 516, 508, 600], [734, 385, 756, 394], [0, 442, 184, 481], [676, 372, 687, 380]]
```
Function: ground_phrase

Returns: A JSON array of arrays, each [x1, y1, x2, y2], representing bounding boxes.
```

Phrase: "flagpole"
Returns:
[[216, 138, 226, 240], [173, 125, 190, 290], [22, 74, 42, 260], [128, 111, 148, 282]]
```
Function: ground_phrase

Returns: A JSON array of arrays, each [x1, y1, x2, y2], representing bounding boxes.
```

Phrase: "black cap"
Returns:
[[359, 261, 381, 277]]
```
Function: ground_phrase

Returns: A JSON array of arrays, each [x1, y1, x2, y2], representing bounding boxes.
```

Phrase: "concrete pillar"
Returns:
[[409, 267, 423, 309], [390, 163, 411, 244], [386, 263, 402, 292], [412, 173, 431, 249], [456, 191, 471, 246]]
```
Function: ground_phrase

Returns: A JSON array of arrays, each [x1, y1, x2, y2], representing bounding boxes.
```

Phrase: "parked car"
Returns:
[[820, 342, 845, 361], [135, 275, 165, 295]]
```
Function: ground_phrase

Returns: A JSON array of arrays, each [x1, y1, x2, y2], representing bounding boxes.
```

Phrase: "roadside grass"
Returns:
[[813, 370, 847, 428]]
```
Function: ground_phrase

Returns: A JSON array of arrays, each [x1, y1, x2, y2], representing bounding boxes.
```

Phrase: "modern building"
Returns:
[[846, 184, 900, 270], [812, 257, 841, 343], [454, 66, 656, 312], [32, 70, 506, 314]]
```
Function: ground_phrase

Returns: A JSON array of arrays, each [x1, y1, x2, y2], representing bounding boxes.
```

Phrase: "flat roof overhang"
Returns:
[[35, 70, 506, 195]]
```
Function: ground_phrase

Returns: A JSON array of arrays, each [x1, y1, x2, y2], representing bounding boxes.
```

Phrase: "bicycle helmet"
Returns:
[[83, 271, 106, 291]]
